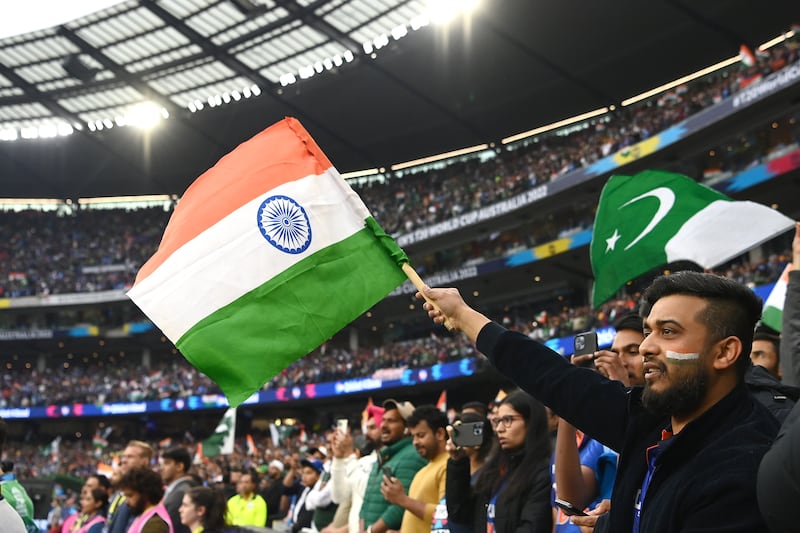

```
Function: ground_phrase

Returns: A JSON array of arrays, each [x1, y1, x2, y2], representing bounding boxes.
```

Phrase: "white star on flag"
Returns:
[[605, 229, 621, 252]]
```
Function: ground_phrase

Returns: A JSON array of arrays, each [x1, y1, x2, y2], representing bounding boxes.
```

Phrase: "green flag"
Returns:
[[203, 407, 236, 457], [591, 170, 794, 306], [761, 263, 791, 332]]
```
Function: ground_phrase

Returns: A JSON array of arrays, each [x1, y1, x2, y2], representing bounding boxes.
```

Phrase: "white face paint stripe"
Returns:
[[666, 351, 700, 361]]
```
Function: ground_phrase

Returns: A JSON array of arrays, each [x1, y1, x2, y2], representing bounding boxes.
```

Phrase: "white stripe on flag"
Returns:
[[666, 200, 795, 267], [128, 171, 368, 342]]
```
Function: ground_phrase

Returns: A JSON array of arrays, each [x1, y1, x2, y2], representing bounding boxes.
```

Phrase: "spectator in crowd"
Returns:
[[360, 400, 426, 533], [287, 458, 323, 533], [0, 461, 38, 533], [432, 410, 493, 533], [117, 467, 172, 533], [578, 312, 646, 387], [381, 405, 448, 533], [750, 330, 782, 380], [259, 459, 287, 528], [553, 313, 640, 529], [61, 487, 107, 533], [84, 474, 113, 503], [758, 221, 800, 532], [107, 440, 154, 533], [305, 454, 338, 532], [446, 390, 552, 532], [160, 447, 197, 533], [420, 271, 780, 531], [226, 471, 266, 528], [0, 420, 27, 533], [743, 335, 799, 423], [458, 401, 488, 418], [179, 486, 232, 533], [330, 405, 384, 533]]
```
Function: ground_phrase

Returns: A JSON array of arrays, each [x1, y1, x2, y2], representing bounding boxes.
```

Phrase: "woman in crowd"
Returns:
[[446, 390, 553, 532], [179, 486, 237, 533], [433, 409, 494, 533], [61, 487, 107, 533]]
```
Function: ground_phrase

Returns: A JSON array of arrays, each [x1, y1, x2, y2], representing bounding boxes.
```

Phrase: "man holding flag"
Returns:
[[414, 170, 794, 532]]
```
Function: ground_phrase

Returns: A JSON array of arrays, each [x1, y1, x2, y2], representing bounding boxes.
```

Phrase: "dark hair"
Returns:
[[641, 271, 761, 378], [1, 461, 13, 473], [613, 311, 643, 334], [186, 486, 229, 531], [240, 468, 259, 486], [753, 331, 780, 356], [86, 487, 109, 515], [162, 446, 192, 474], [407, 405, 448, 433], [118, 467, 164, 504], [475, 390, 550, 507], [87, 473, 112, 491], [460, 401, 489, 418], [454, 411, 494, 461]]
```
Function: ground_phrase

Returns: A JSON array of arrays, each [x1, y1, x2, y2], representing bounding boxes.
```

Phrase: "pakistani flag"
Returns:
[[591, 170, 794, 306], [761, 263, 792, 332], [203, 407, 236, 457]]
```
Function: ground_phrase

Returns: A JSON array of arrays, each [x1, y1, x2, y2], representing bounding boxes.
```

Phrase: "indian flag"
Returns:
[[740, 44, 756, 67], [128, 118, 409, 406], [762, 263, 791, 332], [591, 170, 794, 306]]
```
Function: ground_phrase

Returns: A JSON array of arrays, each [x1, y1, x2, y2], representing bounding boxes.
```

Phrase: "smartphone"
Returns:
[[382, 466, 394, 479], [451, 421, 484, 447], [336, 418, 349, 435], [554, 498, 587, 517], [573, 331, 598, 368]]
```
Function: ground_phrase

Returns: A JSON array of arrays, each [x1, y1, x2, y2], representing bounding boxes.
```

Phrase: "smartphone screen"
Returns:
[[336, 418, 349, 434]]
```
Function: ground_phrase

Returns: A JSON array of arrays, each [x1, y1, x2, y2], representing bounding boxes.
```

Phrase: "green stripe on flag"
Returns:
[[761, 305, 782, 333], [176, 223, 406, 407]]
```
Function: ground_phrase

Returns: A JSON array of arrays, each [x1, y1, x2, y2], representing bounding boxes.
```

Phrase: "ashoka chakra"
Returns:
[[257, 195, 312, 254]]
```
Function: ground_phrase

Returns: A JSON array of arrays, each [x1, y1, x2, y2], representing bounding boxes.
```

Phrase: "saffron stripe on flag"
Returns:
[[128, 171, 369, 342], [136, 118, 334, 282]]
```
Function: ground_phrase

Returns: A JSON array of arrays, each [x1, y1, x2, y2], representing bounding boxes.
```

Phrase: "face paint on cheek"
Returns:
[[666, 350, 700, 363]]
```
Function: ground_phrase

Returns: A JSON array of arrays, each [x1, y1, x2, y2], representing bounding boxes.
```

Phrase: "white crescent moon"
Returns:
[[620, 187, 675, 250]]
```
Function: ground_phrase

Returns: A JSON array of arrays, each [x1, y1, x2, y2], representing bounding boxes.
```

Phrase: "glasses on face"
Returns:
[[492, 414, 523, 429]]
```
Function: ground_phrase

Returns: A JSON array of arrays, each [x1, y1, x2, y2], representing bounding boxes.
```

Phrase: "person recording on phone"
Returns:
[[554, 313, 644, 532], [381, 405, 448, 533], [359, 399, 426, 533], [331, 405, 384, 533], [446, 390, 553, 533], [418, 271, 779, 532], [432, 409, 494, 533]]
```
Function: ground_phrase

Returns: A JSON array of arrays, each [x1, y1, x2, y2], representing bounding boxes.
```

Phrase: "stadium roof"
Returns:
[[0, 0, 796, 198]]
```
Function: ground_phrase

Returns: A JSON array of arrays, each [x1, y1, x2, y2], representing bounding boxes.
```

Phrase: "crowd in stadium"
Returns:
[[0, 25, 798, 533], [0, 40, 798, 302], [0, 243, 791, 410]]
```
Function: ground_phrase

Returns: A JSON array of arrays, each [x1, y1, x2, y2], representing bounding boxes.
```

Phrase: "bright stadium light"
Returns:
[[125, 101, 162, 129], [426, 0, 479, 24]]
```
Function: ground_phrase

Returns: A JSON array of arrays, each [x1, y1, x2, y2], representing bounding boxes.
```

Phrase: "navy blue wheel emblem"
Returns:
[[257, 195, 312, 254]]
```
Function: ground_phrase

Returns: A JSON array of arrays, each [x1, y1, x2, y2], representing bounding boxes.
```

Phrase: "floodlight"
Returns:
[[125, 101, 162, 129]]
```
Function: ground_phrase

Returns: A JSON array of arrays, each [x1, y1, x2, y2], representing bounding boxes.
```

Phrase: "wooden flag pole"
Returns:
[[401, 263, 454, 330]]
